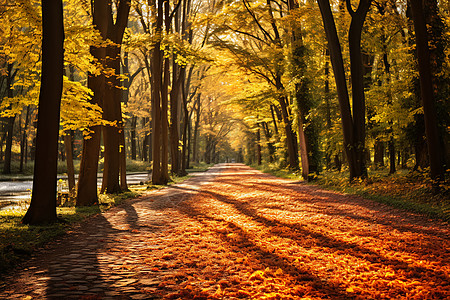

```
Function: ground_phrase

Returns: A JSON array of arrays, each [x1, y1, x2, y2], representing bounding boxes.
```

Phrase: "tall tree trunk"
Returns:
[[180, 86, 189, 175], [278, 94, 299, 170], [77, 0, 109, 206], [317, 0, 370, 180], [388, 137, 396, 174], [410, 0, 445, 181], [347, 0, 370, 179], [3, 63, 16, 175], [101, 0, 130, 193], [186, 114, 191, 169], [19, 106, 30, 173], [23, 0, 64, 224], [192, 93, 201, 164], [151, 0, 165, 184], [373, 139, 384, 168], [64, 69, 76, 193], [289, 0, 318, 179], [3, 116, 15, 174], [101, 45, 122, 194], [324, 50, 332, 169], [64, 131, 75, 194], [131, 116, 137, 160], [256, 123, 262, 165]]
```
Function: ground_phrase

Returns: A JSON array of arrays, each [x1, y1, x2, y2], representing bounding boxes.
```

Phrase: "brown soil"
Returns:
[[0, 163, 449, 299]]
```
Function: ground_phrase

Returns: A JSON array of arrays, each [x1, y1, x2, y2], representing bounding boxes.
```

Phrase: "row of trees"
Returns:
[[205, 0, 448, 182], [0, 0, 448, 223]]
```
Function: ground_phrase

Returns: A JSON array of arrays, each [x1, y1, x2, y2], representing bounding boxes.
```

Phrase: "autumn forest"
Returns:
[[0, 0, 449, 298]]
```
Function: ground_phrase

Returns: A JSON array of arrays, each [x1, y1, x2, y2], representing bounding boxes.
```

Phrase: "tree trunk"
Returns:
[[23, 0, 64, 224], [256, 123, 262, 165], [151, 0, 166, 185], [297, 114, 309, 178], [3, 63, 16, 175], [317, 0, 370, 180], [101, 45, 122, 194], [64, 131, 75, 194], [388, 137, 396, 174], [76, 0, 109, 206], [186, 114, 191, 169], [19, 106, 30, 173], [347, 0, 370, 179], [180, 87, 189, 175], [373, 139, 384, 168], [101, 0, 130, 193], [3, 116, 15, 174], [192, 93, 201, 164], [119, 127, 129, 191], [410, 0, 445, 181], [131, 116, 137, 160]]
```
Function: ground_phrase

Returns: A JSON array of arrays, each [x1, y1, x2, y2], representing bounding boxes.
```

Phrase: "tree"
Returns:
[[317, 0, 371, 180], [150, 0, 166, 185], [22, 0, 64, 224], [101, 0, 131, 194], [77, 0, 109, 206], [409, 0, 446, 181]]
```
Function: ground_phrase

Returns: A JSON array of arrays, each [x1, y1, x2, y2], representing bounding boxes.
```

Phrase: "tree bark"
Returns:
[[347, 0, 370, 178], [19, 106, 30, 173], [192, 93, 201, 164], [22, 0, 64, 224], [101, 0, 130, 193], [130, 116, 137, 160], [64, 131, 75, 194], [410, 0, 445, 181], [151, 0, 165, 184], [3, 63, 16, 175], [317, 0, 370, 180], [77, 0, 109, 206], [256, 123, 262, 165]]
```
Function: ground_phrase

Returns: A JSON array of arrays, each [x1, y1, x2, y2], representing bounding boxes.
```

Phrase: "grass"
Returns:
[[252, 163, 450, 222], [0, 162, 213, 278]]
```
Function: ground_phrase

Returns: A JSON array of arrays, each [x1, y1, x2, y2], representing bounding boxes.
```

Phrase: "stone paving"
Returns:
[[0, 166, 220, 299]]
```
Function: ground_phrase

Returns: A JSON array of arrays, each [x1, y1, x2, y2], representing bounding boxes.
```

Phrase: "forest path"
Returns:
[[0, 163, 449, 299]]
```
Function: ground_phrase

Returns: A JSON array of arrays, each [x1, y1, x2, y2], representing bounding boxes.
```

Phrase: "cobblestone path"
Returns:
[[0, 166, 219, 300]]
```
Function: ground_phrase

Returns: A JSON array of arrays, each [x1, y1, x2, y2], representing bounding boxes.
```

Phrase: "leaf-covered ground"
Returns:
[[1, 163, 449, 299]]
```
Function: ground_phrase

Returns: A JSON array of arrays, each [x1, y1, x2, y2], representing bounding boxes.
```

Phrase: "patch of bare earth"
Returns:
[[1, 163, 449, 299]]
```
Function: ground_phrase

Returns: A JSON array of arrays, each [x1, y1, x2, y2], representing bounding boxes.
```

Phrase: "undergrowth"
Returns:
[[253, 163, 450, 222]]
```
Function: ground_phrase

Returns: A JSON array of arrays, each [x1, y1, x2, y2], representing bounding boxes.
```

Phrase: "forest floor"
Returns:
[[0, 163, 449, 299]]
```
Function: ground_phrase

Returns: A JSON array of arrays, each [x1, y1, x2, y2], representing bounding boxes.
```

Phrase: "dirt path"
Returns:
[[0, 163, 449, 299]]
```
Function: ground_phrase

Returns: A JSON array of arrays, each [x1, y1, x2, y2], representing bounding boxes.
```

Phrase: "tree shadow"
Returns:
[[217, 175, 450, 239], [177, 198, 355, 299], [167, 181, 449, 299]]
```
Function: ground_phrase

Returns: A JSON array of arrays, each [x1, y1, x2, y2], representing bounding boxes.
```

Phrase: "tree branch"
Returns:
[[242, 0, 274, 43], [345, 0, 355, 16]]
